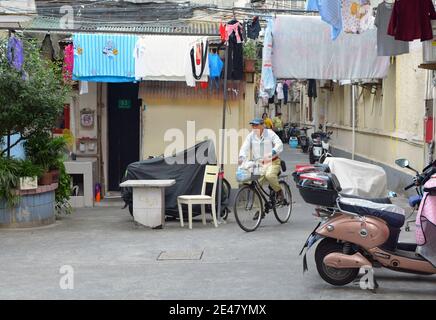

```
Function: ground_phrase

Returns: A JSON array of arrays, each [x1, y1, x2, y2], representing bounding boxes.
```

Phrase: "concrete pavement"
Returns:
[[0, 146, 435, 299]]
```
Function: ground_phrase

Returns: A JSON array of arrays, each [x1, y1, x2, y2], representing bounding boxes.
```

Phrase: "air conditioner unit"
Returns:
[[423, 21, 436, 63]]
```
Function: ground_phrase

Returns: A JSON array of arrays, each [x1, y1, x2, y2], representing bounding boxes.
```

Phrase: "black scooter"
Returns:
[[298, 127, 310, 153]]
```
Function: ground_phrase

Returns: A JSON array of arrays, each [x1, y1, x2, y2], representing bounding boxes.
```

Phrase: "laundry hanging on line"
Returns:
[[7, 35, 24, 72], [374, 1, 409, 57], [387, 0, 436, 42], [225, 18, 244, 81], [259, 18, 276, 99], [272, 15, 390, 80], [72, 33, 137, 83]]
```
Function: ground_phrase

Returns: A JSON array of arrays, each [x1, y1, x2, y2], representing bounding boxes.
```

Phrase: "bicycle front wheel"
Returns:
[[273, 181, 292, 224], [234, 185, 263, 232]]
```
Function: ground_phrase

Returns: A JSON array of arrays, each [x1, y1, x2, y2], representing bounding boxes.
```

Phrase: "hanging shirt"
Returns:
[[276, 83, 284, 100], [247, 17, 261, 40], [7, 36, 24, 71], [208, 53, 224, 78], [388, 0, 436, 42], [73, 34, 137, 83], [133, 37, 147, 80], [374, 2, 409, 57], [341, 0, 374, 34], [319, 0, 343, 40]]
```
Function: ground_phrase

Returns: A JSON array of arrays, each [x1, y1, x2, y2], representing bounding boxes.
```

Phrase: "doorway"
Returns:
[[108, 83, 140, 191]]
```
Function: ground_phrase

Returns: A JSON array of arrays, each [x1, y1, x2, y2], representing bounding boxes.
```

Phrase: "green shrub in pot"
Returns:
[[243, 39, 258, 73], [17, 160, 43, 190], [0, 157, 20, 207]]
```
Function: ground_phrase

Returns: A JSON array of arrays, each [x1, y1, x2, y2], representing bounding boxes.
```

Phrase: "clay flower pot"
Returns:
[[38, 171, 53, 186], [244, 59, 256, 73], [50, 169, 60, 184]]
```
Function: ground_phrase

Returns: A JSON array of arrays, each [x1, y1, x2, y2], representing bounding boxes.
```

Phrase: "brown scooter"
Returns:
[[298, 158, 436, 287]]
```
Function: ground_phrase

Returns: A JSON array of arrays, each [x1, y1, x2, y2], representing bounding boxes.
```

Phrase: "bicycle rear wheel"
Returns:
[[234, 185, 263, 232], [273, 181, 292, 224]]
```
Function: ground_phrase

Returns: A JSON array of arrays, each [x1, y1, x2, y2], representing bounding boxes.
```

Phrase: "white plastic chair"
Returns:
[[177, 165, 219, 229]]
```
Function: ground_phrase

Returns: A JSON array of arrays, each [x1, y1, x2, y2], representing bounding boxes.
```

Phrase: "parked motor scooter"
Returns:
[[309, 131, 333, 164], [298, 127, 310, 153], [282, 123, 291, 143], [298, 158, 436, 289]]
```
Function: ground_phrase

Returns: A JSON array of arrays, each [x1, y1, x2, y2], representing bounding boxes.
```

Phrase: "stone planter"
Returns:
[[0, 183, 58, 228]]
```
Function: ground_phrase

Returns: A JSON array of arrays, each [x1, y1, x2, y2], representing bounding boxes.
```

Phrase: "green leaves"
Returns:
[[0, 38, 70, 154], [0, 157, 20, 207]]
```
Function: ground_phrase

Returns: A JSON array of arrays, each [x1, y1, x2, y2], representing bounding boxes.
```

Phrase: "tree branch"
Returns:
[[1, 136, 25, 157]]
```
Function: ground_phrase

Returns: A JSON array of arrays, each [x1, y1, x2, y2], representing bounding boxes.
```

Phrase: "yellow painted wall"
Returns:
[[140, 94, 250, 188]]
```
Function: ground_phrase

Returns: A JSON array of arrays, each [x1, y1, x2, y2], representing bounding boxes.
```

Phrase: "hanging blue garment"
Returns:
[[318, 0, 342, 40], [7, 36, 24, 71], [73, 34, 137, 82], [208, 53, 224, 78], [306, 0, 320, 11], [259, 19, 276, 100]]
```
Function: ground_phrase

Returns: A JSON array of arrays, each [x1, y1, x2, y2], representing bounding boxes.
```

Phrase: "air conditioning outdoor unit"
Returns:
[[423, 20, 436, 63]]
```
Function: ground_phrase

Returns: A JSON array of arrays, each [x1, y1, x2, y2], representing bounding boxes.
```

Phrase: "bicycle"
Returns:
[[233, 163, 293, 232]]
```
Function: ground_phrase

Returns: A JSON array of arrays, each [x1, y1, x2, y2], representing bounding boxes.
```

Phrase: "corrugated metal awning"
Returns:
[[6, 16, 220, 36]]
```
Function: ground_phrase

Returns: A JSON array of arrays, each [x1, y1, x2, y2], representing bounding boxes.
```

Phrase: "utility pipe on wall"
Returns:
[[351, 84, 356, 160]]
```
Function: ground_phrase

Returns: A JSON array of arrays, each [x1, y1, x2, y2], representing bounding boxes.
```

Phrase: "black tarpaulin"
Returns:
[[121, 140, 229, 218]]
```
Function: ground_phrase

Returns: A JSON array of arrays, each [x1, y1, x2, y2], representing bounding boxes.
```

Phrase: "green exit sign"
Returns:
[[118, 99, 132, 109]]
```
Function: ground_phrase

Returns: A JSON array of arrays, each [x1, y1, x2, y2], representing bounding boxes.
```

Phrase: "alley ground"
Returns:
[[0, 146, 435, 300]]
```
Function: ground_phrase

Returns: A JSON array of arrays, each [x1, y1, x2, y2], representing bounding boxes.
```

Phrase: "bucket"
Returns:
[[289, 137, 298, 149]]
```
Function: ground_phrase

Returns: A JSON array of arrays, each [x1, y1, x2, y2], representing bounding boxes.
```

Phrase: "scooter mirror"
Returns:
[[395, 158, 409, 168]]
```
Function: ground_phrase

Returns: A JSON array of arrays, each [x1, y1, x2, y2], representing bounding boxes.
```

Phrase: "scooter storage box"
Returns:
[[297, 172, 342, 207]]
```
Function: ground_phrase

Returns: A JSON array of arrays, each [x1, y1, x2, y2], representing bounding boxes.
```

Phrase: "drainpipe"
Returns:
[[351, 84, 356, 160], [216, 43, 229, 224]]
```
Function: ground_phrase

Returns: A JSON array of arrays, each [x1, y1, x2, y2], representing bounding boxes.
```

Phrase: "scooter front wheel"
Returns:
[[315, 238, 359, 286]]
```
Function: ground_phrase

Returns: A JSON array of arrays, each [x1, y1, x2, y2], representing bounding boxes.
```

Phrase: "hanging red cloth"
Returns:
[[388, 0, 436, 42], [63, 44, 74, 81], [195, 43, 202, 65], [219, 22, 226, 42]]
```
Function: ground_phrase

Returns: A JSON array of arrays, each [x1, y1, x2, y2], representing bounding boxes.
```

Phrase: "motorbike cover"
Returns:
[[324, 157, 387, 198], [416, 176, 436, 267]]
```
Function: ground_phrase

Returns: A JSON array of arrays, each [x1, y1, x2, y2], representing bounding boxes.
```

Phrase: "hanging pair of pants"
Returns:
[[259, 158, 282, 192], [227, 40, 243, 80]]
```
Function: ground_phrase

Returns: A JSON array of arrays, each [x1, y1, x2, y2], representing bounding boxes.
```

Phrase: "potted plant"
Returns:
[[17, 160, 43, 190], [24, 132, 53, 185], [243, 39, 258, 73], [47, 136, 68, 183]]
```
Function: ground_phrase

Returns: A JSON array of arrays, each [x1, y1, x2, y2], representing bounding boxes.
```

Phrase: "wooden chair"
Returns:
[[177, 165, 219, 229]]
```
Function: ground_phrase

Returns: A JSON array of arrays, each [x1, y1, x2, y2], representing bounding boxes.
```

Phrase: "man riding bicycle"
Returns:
[[238, 118, 284, 202]]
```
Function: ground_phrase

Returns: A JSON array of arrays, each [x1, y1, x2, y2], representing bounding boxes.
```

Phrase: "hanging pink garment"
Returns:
[[63, 44, 74, 81]]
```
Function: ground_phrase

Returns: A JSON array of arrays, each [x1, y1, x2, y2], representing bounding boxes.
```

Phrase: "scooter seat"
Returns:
[[340, 193, 392, 204], [338, 197, 405, 228]]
